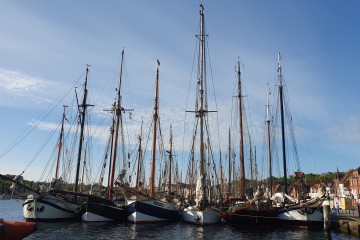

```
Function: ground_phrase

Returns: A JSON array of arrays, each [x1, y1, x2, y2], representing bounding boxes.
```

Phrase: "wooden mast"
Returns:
[[219, 151, 224, 198], [109, 50, 125, 200], [55, 105, 68, 179], [198, 3, 207, 207], [136, 119, 143, 189], [107, 103, 116, 191], [80, 149, 87, 192], [74, 65, 91, 193], [228, 128, 231, 198], [236, 60, 245, 198], [277, 52, 288, 194], [266, 84, 273, 195], [168, 125, 173, 202], [189, 147, 194, 201], [150, 60, 160, 199]]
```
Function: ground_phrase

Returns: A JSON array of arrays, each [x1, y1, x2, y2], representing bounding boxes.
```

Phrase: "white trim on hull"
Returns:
[[277, 207, 323, 229], [127, 211, 165, 223], [126, 198, 179, 224], [82, 212, 113, 222], [182, 206, 221, 225], [277, 208, 323, 222], [23, 194, 81, 221]]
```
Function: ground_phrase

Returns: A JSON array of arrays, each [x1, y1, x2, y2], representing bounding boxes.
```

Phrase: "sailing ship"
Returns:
[[122, 60, 180, 224], [22, 66, 93, 221], [181, 4, 221, 225], [222, 79, 278, 226], [81, 50, 128, 222], [274, 52, 325, 228]]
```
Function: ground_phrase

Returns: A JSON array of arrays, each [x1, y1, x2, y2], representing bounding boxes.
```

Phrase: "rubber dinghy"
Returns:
[[0, 218, 37, 240]]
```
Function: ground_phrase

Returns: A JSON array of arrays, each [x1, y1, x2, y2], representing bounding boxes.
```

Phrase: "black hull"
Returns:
[[277, 218, 323, 229], [224, 207, 324, 230], [127, 199, 180, 222], [83, 196, 128, 222], [223, 208, 278, 227]]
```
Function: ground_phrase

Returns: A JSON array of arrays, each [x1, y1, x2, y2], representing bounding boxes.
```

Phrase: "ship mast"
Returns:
[[74, 65, 92, 192], [266, 84, 273, 195], [167, 125, 173, 202], [236, 60, 245, 198], [55, 105, 68, 179], [109, 50, 128, 200], [228, 128, 231, 198], [150, 60, 160, 199], [277, 52, 288, 194], [198, 3, 207, 206], [219, 151, 224, 198], [136, 120, 143, 190]]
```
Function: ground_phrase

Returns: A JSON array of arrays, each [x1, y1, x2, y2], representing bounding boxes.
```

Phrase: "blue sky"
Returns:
[[1, 1, 360, 183]]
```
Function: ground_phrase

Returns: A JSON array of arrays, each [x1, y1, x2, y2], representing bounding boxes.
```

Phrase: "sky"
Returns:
[[1, 0, 360, 183]]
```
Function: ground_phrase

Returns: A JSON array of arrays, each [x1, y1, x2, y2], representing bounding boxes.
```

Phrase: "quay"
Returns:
[[331, 209, 360, 237]]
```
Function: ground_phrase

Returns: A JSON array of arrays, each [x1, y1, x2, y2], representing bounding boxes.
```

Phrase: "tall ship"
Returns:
[[122, 60, 180, 224], [181, 4, 221, 225]]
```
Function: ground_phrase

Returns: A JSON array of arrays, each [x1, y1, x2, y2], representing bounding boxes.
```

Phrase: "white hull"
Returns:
[[127, 211, 164, 223], [277, 208, 323, 222], [23, 194, 81, 221], [82, 212, 113, 222], [182, 206, 221, 225]]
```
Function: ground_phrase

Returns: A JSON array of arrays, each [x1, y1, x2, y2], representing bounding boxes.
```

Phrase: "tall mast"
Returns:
[[74, 65, 91, 192], [266, 84, 273, 195], [219, 151, 224, 198], [109, 50, 125, 200], [168, 125, 173, 202], [107, 104, 116, 191], [237, 60, 245, 198], [189, 147, 194, 201], [278, 52, 288, 194], [80, 149, 87, 192], [136, 119, 143, 189], [249, 143, 253, 181], [228, 128, 231, 198], [150, 60, 160, 199], [254, 146, 258, 184], [55, 105, 68, 179], [198, 3, 207, 205]]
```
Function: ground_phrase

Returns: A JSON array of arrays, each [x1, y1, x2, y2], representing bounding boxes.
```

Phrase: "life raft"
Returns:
[[0, 218, 37, 240]]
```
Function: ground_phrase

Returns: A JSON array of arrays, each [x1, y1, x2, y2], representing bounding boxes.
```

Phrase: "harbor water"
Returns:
[[0, 199, 356, 239]]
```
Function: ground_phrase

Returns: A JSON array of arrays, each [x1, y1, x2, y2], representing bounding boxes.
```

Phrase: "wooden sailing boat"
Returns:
[[81, 50, 128, 222], [22, 66, 93, 222], [122, 60, 180, 224], [274, 52, 325, 228], [181, 4, 221, 225], [222, 76, 278, 226]]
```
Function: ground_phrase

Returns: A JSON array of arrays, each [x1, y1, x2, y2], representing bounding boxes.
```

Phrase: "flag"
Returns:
[[64, 116, 69, 122]]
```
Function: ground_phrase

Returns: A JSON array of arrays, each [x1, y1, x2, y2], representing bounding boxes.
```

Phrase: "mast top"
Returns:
[[277, 52, 283, 86], [266, 83, 271, 122]]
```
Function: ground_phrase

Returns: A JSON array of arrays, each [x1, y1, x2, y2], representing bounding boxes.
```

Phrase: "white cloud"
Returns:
[[0, 69, 47, 93], [0, 69, 60, 105]]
